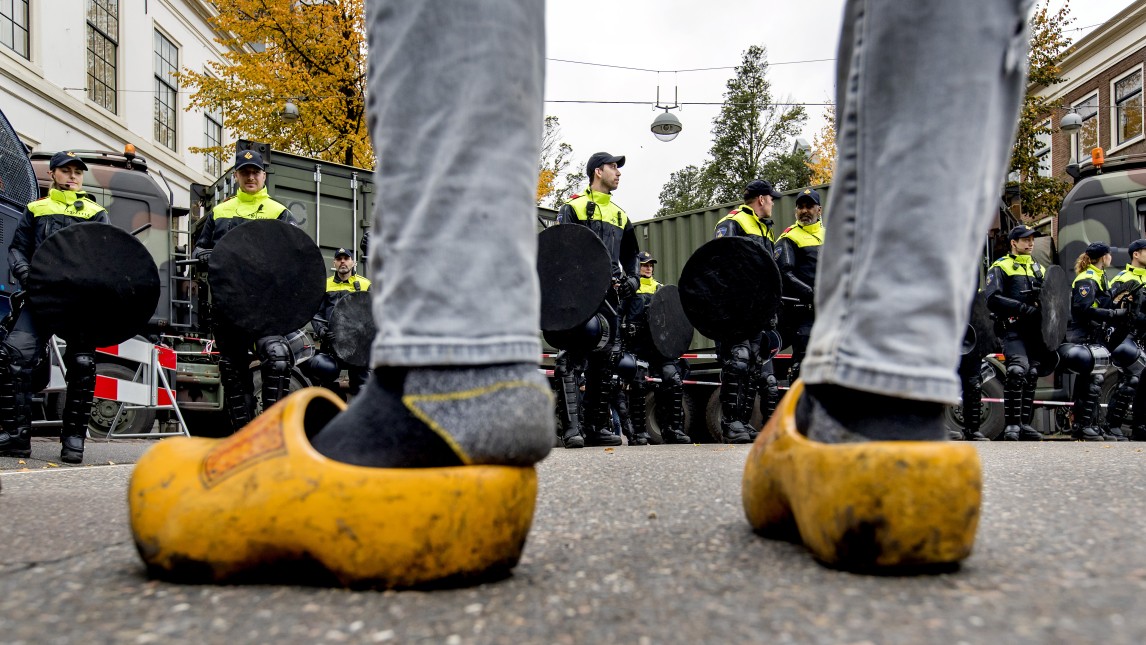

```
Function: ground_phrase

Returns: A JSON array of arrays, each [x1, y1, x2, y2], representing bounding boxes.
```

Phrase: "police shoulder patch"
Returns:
[[1079, 284, 1090, 298], [715, 225, 727, 238], [986, 273, 995, 285]]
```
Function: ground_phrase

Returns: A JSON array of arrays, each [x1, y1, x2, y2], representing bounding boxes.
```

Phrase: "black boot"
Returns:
[[582, 353, 622, 447], [219, 356, 254, 432], [960, 367, 988, 441], [1070, 373, 1105, 442], [256, 335, 293, 412], [0, 377, 32, 458], [1002, 367, 1024, 441], [626, 378, 652, 446], [720, 373, 752, 444], [658, 382, 691, 444], [1019, 369, 1042, 441], [616, 387, 646, 446], [553, 352, 585, 449], [60, 352, 97, 464], [1104, 373, 1136, 433]]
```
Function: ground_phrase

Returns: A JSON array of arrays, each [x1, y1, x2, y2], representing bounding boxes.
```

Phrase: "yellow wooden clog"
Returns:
[[742, 381, 982, 571], [130, 387, 537, 588]]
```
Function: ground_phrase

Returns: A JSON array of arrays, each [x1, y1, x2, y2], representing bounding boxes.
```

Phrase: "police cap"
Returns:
[[1085, 241, 1111, 259], [235, 149, 266, 171], [49, 151, 88, 171], [795, 188, 821, 206], [744, 180, 782, 201], [638, 251, 657, 264], [1007, 225, 1039, 241], [334, 247, 353, 258], [1130, 239, 1146, 255], [586, 152, 625, 179]]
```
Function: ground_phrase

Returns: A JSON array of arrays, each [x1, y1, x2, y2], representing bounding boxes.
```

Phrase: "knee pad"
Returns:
[[1006, 363, 1027, 380], [615, 353, 640, 381], [1057, 344, 1094, 374], [1112, 339, 1146, 375], [660, 362, 683, 388], [256, 336, 293, 372], [65, 352, 97, 377], [305, 353, 340, 382], [724, 346, 751, 377]]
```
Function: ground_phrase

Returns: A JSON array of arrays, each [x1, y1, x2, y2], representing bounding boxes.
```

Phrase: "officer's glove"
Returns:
[[1018, 304, 1039, 318], [12, 265, 29, 285], [617, 276, 639, 299], [1112, 308, 1130, 320]]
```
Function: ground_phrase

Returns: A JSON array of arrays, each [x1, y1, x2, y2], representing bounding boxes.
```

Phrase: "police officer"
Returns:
[[713, 179, 784, 444], [192, 150, 298, 431], [1105, 239, 1146, 441], [554, 152, 640, 448], [309, 247, 372, 396], [621, 251, 691, 445], [0, 151, 110, 463], [775, 188, 824, 381], [1059, 242, 1124, 441], [985, 225, 1048, 442]]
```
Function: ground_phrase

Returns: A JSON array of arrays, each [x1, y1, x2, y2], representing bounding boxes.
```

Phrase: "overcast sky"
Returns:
[[542, 0, 1135, 220]]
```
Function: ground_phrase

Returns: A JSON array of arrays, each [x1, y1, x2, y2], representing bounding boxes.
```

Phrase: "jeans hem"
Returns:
[[800, 358, 960, 405], [374, 338, 540, 367]]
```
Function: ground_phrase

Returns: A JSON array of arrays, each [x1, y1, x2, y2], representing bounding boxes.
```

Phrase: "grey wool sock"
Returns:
[[310, 364, 555, 468]]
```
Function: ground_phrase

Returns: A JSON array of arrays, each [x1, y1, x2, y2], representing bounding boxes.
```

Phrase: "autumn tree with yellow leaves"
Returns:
[[806, 102, 836, 186], [181, 0, 372, 169]]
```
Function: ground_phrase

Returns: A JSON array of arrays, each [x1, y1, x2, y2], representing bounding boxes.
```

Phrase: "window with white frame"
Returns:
[[204, 107, 223, 177], [1114, 68, 1144, 147], [1036, 119, 1051, 177], [1, 0, 29, 59], [87, 0, 118, 113], [154, 30, 178, 150], [1073, 93, 1099, 161]]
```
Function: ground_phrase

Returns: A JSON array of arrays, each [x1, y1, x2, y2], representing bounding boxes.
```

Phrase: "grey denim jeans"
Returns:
[[364, 0, 545, 367], [802, 0, 1034, 404]]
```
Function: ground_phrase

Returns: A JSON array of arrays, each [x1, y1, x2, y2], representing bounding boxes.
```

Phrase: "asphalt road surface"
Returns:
[[1, 438, 1144, 644]]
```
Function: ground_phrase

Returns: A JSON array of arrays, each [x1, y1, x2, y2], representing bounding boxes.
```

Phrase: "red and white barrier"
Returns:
[[92, 338, 188, 438]]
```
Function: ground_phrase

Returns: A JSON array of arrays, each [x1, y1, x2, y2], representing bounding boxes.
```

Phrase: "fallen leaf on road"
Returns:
[[45, 462, 59, 468], [107, 461, 116, 465], [604, 447, 615, 453]]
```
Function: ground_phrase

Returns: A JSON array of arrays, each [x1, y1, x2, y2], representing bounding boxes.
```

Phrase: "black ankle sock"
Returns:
[[799, 384, 947, 442], [309, 368, 464, 468]]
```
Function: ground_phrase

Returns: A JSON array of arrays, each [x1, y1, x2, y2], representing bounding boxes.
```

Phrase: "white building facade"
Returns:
[[0, 0, 228, 209]]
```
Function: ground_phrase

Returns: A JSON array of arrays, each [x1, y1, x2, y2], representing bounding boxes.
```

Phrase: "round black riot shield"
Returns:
[[677, 237, 783, 342], [209, 219, 326, 338], [28, 222, 161, 347], [648, 285, 694, 359], [537, 225, 612, 332], [969, 290, 998, 358], [328, 290, 376, 368], [1035, 264, 1070, 355]]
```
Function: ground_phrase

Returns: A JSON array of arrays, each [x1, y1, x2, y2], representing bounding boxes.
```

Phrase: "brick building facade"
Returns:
[[1037, 1, 1146, 179]]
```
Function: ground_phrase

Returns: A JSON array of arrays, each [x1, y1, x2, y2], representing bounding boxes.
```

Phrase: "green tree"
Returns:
[[703, 45, 808, 203], [655, 165, 712, 217], [655, 45, 808, 216], [1009, 0, 1074, 222], [181, 0, 371, 169]]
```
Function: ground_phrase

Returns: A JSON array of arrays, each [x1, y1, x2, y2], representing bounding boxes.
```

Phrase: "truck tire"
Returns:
[[644, 390, 697, 445], [944, 376, 1005, 440], [88, 363, 158, 438], [705, 387, 764, 443]]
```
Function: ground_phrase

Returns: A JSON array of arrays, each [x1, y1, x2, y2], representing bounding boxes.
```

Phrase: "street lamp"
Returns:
[[1061, 110, 1083, 180], [651, 110, 682, 142], [280, 99, 301, 123], [651, 84, 682, 142]]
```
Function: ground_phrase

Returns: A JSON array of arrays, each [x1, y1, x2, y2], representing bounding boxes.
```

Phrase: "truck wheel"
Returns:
[[945, 376, 1005, 440], [705, 387, 764, 443], [644, 390, 696, 445], [88, 363, 158, 438]]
